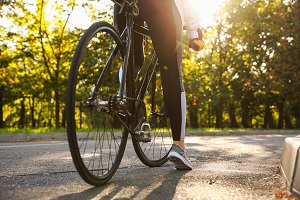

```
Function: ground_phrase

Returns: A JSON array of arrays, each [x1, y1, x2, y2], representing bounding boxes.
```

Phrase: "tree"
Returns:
[[2, 0, 80, 128], [217, 0, 300, 128]]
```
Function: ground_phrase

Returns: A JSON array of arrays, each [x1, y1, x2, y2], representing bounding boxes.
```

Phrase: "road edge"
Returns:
[[0, 129, 300, 142]]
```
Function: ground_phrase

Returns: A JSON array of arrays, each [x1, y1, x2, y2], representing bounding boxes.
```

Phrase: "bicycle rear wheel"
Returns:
[[66, 22, 128, 186], [132, 56, 173, 167]]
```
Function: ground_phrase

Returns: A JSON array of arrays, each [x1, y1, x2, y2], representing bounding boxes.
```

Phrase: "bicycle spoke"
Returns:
[[132, 62, 173, 166], [66, 22, 128, 186]]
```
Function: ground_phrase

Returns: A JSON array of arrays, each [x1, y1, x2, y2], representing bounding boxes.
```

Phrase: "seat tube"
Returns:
[[119, 26, 132, 100], [119, 11, 134, 100]]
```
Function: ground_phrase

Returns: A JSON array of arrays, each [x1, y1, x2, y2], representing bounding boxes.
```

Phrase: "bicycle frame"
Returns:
[[66, 0, 173, 186], [117, 3, 153, 102], [89, 0, 159, 133]]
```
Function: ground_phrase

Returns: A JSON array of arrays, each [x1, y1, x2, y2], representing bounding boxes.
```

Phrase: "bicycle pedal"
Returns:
[[137, 131, 151, 143], [135, 122, 151, 143]]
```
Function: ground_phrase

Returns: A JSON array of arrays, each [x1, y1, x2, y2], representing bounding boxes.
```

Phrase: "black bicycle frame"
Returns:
[[90, 0, 159, 133]]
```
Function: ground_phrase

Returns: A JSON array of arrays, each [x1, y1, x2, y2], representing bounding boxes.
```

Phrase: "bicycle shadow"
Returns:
[[51, 186, 104, 200], [51, 164, 189, 200], [49, 134, 286, 200]]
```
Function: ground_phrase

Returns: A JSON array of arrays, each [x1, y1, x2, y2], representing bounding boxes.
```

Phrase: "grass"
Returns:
[[0, 127, 239, 134], [0, 127, 299, 135], [186, 127, 251, 132], [0, 128, 67, 134], [0, 127, 121, 134]]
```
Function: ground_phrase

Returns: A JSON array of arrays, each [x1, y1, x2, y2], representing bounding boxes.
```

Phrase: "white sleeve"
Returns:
[[178, 0, 202, 40]]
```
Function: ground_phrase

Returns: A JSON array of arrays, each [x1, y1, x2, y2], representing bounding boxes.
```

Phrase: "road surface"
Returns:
[[0, 134, 291, 199]]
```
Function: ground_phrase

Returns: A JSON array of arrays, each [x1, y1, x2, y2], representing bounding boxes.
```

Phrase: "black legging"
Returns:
[[114, 0, 186, 141]]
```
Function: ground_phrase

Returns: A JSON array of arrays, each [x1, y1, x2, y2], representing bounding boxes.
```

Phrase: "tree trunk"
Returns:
[[285, 114, 293, 129], [61, 108, 66, 128], [189, 107, 199, 128], [208, 103, 211, 128], [229, 102, 238, 128], [0, 85, 4, 128], [241, 99, 250, 128], [29, 97, 36, 128], [277, 99, 284, 129], [295, 104, 300, 129], [263, 105, 276, 129], [215, 102, 223, 128], [55, 90, 60, 128], [215, 67, 224, 129], [269, 114, 275, 129], [18, 98, 25, 128]]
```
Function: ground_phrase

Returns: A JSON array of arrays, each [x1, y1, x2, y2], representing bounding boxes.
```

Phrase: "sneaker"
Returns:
[[168, 144, 193, 170]]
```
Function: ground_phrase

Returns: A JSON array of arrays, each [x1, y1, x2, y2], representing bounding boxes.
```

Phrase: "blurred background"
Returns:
[[0, 0, 299, 131]]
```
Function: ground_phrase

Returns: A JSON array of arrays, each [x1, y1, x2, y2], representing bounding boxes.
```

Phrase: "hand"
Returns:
[[188, 28, 204, 51], [188, 39, 204, 51]]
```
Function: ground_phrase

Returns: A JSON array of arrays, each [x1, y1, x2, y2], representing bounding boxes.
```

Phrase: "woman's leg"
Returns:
[[138, 0, 186, 144], [138, 0, 192, 170]]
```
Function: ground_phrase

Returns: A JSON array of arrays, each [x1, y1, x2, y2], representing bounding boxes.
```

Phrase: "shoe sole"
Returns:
[[168, 152, 193, 170]]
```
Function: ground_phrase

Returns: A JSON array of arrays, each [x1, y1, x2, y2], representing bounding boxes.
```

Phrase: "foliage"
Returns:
[[1, 0, 81, 128], [0, 127, 66, 134], [1, 0, 299, 129]]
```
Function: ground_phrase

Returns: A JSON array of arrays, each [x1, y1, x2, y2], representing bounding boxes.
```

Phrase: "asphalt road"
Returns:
[[0, 134, 292, 200]]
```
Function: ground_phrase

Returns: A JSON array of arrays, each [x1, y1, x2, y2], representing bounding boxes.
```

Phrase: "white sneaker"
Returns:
[[168, 144, 193, 170]]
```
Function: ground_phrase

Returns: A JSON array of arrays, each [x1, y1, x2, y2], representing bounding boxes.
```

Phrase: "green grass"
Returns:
[[0, 128, 67, 134], [0, 127, 262, 134], [0, 127, 122, 134], [186, 127, 250, 132], [0, 127, 298, 134]]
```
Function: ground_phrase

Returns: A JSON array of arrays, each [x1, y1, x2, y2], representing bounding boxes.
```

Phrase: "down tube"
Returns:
[[91, 44, 122, 99]]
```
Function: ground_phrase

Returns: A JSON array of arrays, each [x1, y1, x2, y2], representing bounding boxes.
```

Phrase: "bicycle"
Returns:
[[66, 0, 173, 186]]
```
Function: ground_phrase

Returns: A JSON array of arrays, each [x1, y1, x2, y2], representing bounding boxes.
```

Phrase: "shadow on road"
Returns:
[[51, 135, 287, 199], [1, 134, 290, 199], [51, 186, 105, 200], [51, 166, 189, 200]]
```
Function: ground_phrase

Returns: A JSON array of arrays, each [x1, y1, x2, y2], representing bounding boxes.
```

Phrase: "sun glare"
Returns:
[[69, 0, 225, 29], [1, 0, 224, 29], [189, 0, 225, 27]]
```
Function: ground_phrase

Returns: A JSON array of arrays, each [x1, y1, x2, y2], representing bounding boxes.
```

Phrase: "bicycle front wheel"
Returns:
[[66, 22, 128, 186], [132, 60, 173, 167]]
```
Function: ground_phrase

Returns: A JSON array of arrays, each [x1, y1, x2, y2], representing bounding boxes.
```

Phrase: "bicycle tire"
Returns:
[[66, 21, 128, 186], [132, 55, 173, 167]]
